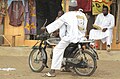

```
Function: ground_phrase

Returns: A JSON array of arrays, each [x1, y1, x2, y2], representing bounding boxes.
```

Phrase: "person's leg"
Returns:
[[106, 30, 113, 52], [48, 40, 70, 75], [51, 40, 70, 69], [106, 33, 111, 45], [106, 37, 111, 52]]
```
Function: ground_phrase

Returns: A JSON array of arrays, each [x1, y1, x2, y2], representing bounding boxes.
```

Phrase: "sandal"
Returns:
[[42, 72, 56, 77]]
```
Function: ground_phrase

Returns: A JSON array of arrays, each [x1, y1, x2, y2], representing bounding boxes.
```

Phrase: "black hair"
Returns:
[[103, 5, 108, 11], [59, 10, 64, 15]]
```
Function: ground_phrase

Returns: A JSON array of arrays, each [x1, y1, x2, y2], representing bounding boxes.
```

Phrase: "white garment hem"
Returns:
[[51, 68, 61, 70]]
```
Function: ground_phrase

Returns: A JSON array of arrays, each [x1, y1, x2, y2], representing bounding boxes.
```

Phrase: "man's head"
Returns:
[[57, 10, 64, 17], [69, 0, 77, 11], [102, 6, 109, 16]]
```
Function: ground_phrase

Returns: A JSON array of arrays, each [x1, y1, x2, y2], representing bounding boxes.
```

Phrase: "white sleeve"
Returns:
[[108, 15, 115, 29], [46, 19, 64, 33], [94, 14, 100, 25], [46, 13, 67, 33]]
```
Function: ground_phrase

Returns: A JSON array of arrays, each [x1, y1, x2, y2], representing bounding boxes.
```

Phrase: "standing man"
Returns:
[[89, 6, 115, 52], [43, 0, 88, 77]]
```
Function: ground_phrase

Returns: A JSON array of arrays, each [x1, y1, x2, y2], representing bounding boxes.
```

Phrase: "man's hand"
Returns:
[[102, 28, 107, 32], [41, 27, 46, 30], [53, 30, 59, 37], [41, 27, 46, 32]]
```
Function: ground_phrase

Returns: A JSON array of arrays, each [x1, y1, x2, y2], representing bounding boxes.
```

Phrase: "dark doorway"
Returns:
[[35, 0, 62, 35]]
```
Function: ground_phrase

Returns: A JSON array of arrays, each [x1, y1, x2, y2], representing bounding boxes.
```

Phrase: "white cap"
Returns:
[[69, 0, 77, 7]]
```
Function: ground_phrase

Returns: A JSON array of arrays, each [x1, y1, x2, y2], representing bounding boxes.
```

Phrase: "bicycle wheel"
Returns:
[[74, 49, 97, 76], [29, 49, 45, 72]]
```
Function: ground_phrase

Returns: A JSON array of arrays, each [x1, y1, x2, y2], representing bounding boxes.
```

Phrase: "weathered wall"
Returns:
[[3, 0, 120, 50], [4, 14, 25, 46]]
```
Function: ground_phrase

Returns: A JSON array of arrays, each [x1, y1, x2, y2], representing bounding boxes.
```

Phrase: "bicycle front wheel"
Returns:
[[29, 49, 45, 72]]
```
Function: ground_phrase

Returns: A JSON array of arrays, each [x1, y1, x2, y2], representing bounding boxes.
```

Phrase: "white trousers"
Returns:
[[51, 40, 70, 70], [89, 29, 113, 46], [102, 35, 112, 46]]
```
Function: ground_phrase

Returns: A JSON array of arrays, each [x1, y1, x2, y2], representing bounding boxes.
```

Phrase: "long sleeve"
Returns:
[[46, 13, 67, 33], [108, 15, 115, 29], [46, 19, 64, 33], [94, 14, 100, 25], [93, 14, 103, 29]]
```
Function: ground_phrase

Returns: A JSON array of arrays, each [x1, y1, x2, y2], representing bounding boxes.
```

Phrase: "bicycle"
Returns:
[[28, 33, 99, 76]]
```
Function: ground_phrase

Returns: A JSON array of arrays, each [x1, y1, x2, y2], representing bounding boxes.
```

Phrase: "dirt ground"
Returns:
[[0, 47, 120, 79]]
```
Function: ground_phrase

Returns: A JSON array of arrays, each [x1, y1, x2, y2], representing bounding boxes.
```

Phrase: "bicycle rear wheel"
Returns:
[[74, 49, 97, 76], [29, 49, 45, 72]]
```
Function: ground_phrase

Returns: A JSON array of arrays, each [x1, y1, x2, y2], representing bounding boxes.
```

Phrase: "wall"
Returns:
[[4, 14, 25, 46], [3, 0, 120, 50], [111, 27, 120, 50]]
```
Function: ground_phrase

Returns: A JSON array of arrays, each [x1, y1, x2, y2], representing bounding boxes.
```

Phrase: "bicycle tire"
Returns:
[[28, 49, 45, 72], [74, 49, 97, 76]]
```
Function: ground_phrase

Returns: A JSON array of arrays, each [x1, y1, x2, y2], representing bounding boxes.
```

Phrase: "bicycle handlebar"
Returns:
[[36, 33, 50, 40]]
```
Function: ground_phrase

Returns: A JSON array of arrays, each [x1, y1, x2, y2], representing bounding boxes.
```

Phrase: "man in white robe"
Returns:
[[89, 6, 115, 52], [43, 0, 88, 77]]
